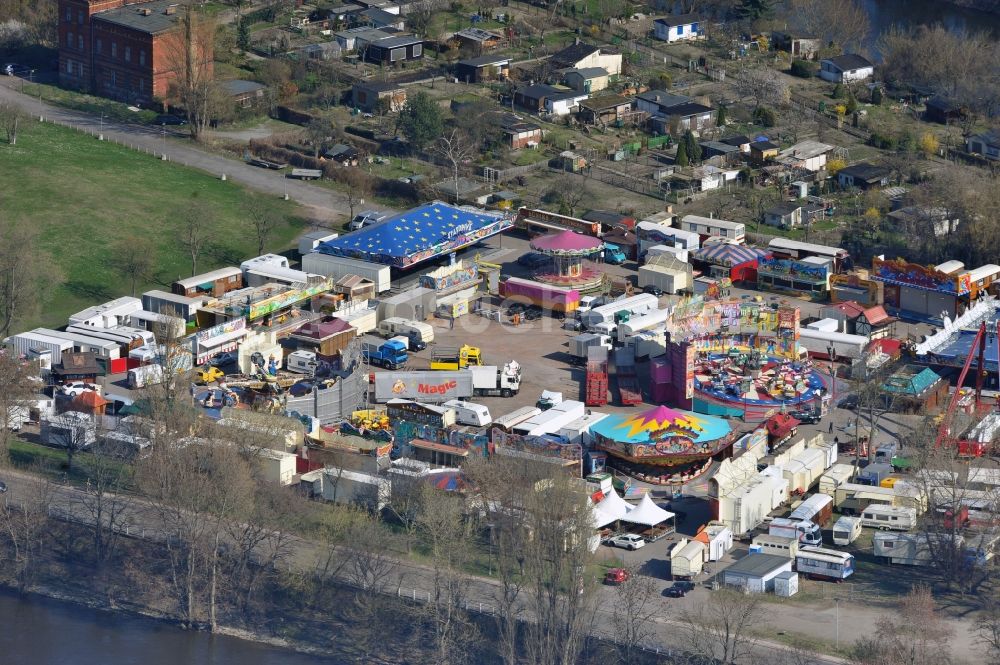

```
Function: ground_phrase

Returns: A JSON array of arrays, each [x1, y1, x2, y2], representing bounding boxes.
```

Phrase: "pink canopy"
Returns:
[[530, 230, 602, 254]]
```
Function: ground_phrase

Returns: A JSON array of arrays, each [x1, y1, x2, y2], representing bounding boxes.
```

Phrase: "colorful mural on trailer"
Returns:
[[666, 298, 800, 356], [490, 430, 584, 462], [236, 280, 333, 320], [419, 262, 480, 291], [872, 257, 971, 295], [757, 257, 830, 284]]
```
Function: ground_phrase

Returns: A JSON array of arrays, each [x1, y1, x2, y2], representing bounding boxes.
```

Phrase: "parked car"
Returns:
[[209, 352, 237, 367], [790, 409, 821, 424], [61, 381, 98, 397], [195, 366, 225, 384], [562, 319, 582, 331], [644, 285, 664, 296], [838, 395, 859, 411], [604, 568, 631, 585], [153, 113, 187, 126], [663, 584, 688, 598], [607, 533, 645, 551], [0, 480, 6, 493]]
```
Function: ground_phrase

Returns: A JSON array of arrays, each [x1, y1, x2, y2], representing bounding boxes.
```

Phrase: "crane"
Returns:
[[935, 320, 1000, 455]]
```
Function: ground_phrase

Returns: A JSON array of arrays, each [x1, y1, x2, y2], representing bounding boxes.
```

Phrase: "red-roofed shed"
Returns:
[[290, 317, 357, 356]]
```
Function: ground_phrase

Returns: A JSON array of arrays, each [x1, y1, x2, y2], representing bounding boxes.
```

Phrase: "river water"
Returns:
[[0, 589, 338, 665], [860, 0, 1000, 50]]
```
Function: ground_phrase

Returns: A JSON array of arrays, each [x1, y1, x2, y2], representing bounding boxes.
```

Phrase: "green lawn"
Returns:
[[9, 438, 133, 488], [22, 82, 159, 125], [1, 119, 309, 331]]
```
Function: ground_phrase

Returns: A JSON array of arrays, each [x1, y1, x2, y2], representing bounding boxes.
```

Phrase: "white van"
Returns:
[[860, 505, 917, 531], [443, 399, 492, 427], [832, 516, 862, 546], [286, 350, 319, 374], [127, 364, 164, 389]]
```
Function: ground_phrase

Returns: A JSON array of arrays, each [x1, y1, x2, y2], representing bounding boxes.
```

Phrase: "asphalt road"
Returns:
[[0, 78, 364, 225], [0, 467, 856, 664]]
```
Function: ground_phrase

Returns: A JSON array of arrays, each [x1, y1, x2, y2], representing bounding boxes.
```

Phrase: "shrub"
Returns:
[[753, 106, 777, 127], [832, 83, 845, 99], [789, 60, 817, 78], [871, 87, 883, 105]]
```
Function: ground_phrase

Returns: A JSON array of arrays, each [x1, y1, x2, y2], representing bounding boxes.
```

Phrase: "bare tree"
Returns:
[[414, 485, 479, 665], [850, 586, 952, 665], [179, 195, 214, 276], [0, 472, 54, 592], [0, 220, 63, 338], [304, 117, 330, 159], [0, 101, 23, 145], [164, 3, 223, 140], [406, 0, 447, 37], [241, 194, 280, 256], [434, 128, 475, 204], [0, 351, 40, 464], [341, 169, 373, 222], [978, 594, 1000, 665], [734, 67, 789, 109], [681, 588, 765, 665], [609, 570, 660, 663], [110, 235, 156, 297], [788, 0, 870, 53]]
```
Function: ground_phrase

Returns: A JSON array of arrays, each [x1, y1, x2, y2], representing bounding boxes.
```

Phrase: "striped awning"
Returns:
[[692, 243, 767, 267]]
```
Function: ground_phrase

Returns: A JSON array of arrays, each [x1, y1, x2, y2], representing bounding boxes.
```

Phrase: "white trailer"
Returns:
[[782, 447, 827, 494], [616, 308, 672, 343], [557, 412, 609, 445], [625, 330, 667, 360], [492, 406, 542, 431], [644, 244, 689, 263], [4, 331, 74, 365], [442, 399, 492, 427], [127, 364, 164, 389], [716, 473, 786, 537], [569, 333, 612, 361], [32, 328, 121, 360], [819, 464, 854, 495], [286, 350, 319, 374], [670, 539, 706, 579], [377, 317, 434, 345], [873, 532, 946, 566], [859, 505, 917, 531], [301, 253, 391, 293], [832, 516, 862, 546], [581, 293, 659, 329], [514, 400, 586, 437], [797, 328, 868, 360]]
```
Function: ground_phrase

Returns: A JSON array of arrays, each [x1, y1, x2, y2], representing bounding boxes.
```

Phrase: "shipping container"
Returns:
[[302, 254, 391, 293], [3, 331, 73, 365]]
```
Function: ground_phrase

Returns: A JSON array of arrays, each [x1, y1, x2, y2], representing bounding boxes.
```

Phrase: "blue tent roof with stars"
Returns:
[[315, 201, 511, 267]]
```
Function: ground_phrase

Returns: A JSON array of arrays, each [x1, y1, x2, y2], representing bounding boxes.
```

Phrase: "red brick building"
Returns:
[[58, 0, 213, 105]]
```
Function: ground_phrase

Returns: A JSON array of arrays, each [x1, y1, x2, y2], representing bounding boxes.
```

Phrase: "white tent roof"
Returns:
[[593, 489, 632, 528], [625, 494, 675, 527]]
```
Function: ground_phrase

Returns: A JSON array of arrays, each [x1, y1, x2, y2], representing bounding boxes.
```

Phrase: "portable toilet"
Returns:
[[774, 571, 799, 597]]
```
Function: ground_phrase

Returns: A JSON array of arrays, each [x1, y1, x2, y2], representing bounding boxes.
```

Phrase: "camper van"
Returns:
[[442, 400, 492, 427], [832, 516, 862, 546], [859, 505, 917, 531], [286, 350, 319, 375]]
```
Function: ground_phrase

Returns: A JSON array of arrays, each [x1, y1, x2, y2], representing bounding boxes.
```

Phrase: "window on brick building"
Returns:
[[66, 59, 73, 74], [111, 71, 117, 86], [78, 35, 83, 50], [67, 31, 73, 47], [96, 38, 102, 54], [65, 7, 72, 22], [125, 46, 131, 62], [139, 50, 146, 66], [111, 42, 117, 57], [78, 10, 84, 25]]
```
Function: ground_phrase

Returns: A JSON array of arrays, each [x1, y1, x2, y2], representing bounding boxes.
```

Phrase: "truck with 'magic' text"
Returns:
[[373, 363, 521, 402]]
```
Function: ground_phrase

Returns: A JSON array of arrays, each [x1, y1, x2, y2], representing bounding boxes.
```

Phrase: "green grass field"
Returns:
[[1, 119, 309, 331]]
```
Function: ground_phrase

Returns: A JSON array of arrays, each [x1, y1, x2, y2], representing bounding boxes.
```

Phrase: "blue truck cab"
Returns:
[[604, 243, 626, 265], [363, 339, 408, 370]]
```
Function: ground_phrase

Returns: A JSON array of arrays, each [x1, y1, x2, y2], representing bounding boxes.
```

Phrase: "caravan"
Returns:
[[442, 400, 492, 427], [859, 505, 917, 531], [832, 516, 862, 546]]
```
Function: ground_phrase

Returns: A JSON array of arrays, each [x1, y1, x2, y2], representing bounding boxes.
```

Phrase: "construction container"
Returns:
[[774, 571, 799, 597]]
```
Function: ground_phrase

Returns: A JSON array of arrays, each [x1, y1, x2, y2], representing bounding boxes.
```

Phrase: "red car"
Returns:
[[604, 568, 631, 585]]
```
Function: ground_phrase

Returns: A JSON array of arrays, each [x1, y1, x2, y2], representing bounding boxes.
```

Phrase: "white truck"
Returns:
[[372, 362, 521, 402], [442, 399, 492, 427], [377, 317, 434, 349], [469, 363, 522, 397], [768, 517, 822, 546]]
